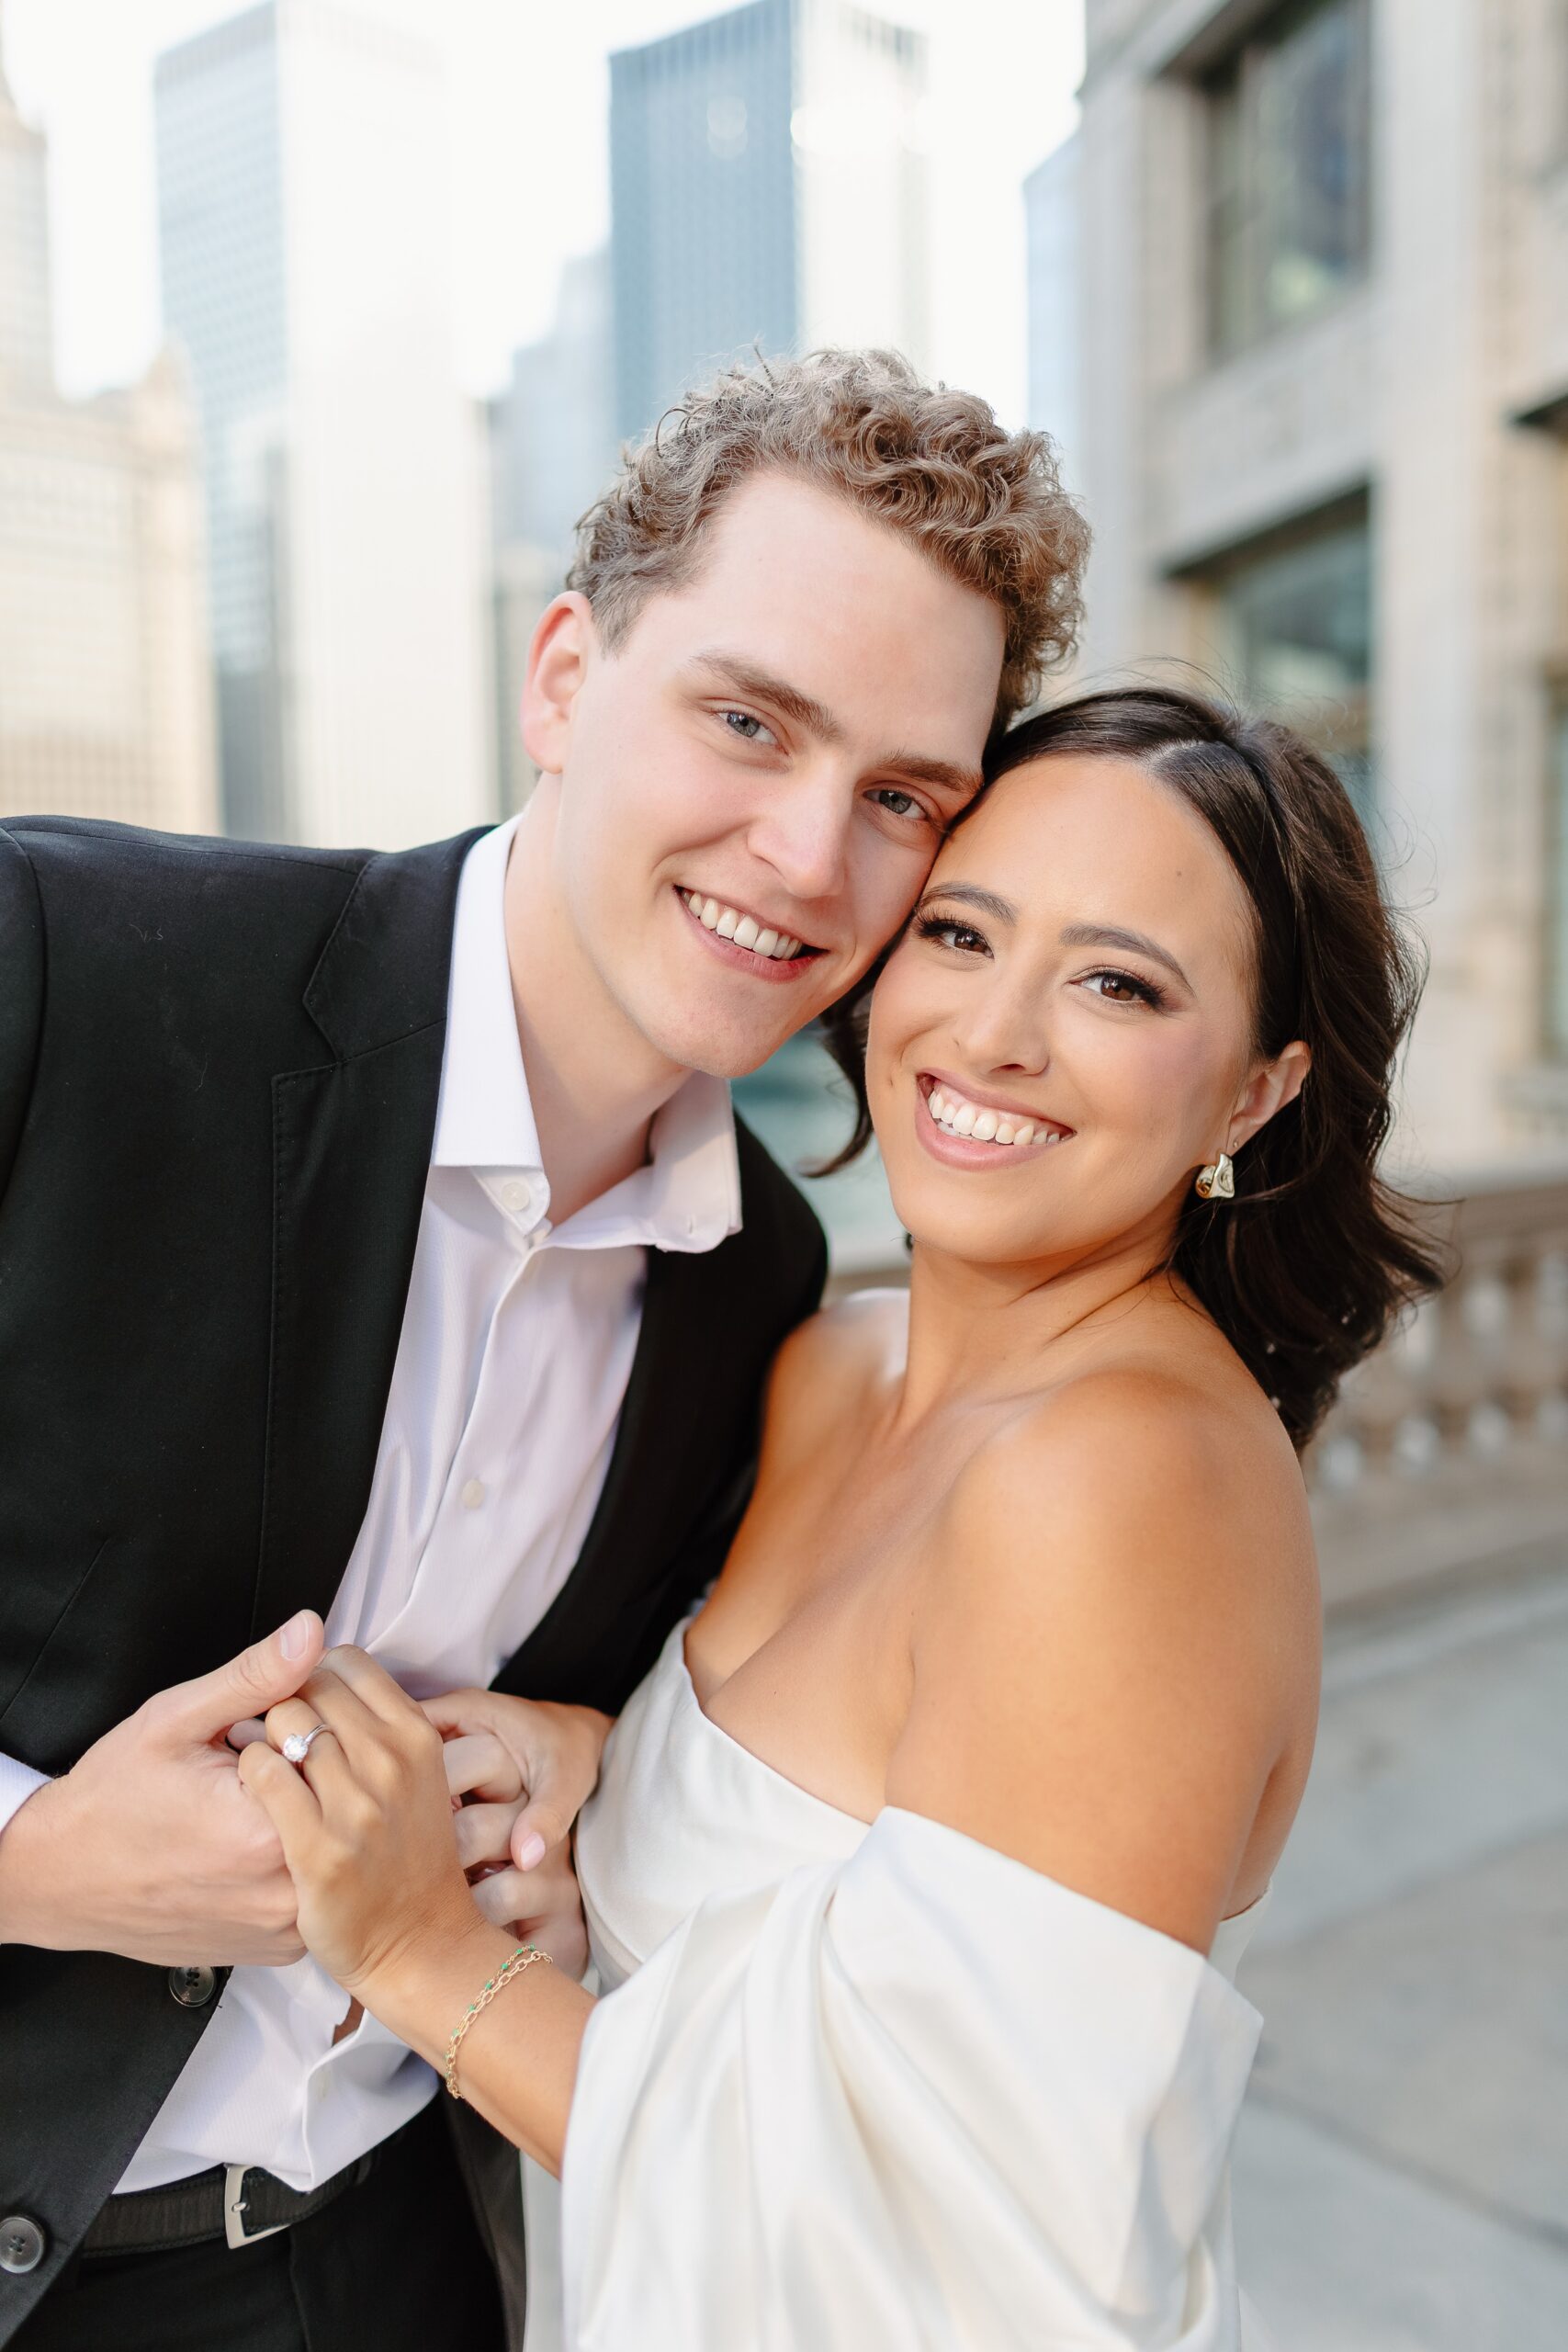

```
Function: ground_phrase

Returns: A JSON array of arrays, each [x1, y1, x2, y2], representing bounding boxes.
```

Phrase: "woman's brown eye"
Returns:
[[1086, 970, 1158, 1007]]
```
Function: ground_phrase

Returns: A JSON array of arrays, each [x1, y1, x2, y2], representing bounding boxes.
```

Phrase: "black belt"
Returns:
[[82, 2117, 409, 2256]]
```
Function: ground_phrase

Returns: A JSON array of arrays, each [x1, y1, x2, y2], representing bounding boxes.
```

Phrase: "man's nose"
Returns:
[[746, 767, 852, 907]]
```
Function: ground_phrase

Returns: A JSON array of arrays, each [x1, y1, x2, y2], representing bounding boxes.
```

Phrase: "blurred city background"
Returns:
[[2, 1, 1565, 2342]]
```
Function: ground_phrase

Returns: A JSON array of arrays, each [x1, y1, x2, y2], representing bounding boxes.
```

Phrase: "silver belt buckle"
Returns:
[[223, 2165, 288, 2250]]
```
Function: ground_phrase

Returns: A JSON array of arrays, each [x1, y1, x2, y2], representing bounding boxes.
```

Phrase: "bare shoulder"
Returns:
[[761, 1286, 908, 1447], [967, 1354, 1314, 1590], [889, 1356, 1319, 1950]]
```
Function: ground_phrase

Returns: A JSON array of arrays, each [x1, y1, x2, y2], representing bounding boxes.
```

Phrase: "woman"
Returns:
[[240, 687, 1441, 2348]]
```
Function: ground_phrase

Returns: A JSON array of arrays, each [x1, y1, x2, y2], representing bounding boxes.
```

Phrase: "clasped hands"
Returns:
[[0, 1610, 610, 1983], [239, 1642, 611, 1995]]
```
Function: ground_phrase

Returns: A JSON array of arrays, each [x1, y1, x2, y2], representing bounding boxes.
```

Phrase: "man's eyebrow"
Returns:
[[684, 651, 847, 745], [685, 650, 984, 799], [1060, 922, 1192, 989], [883, 750, 985, 803], [915, 882, 1018, 924]]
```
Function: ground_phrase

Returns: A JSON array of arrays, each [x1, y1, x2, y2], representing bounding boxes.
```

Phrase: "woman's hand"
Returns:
[[423, 1690, 612, 1977], [237, 1646, 486, 2000]]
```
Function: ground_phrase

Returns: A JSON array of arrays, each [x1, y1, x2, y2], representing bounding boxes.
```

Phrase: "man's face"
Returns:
[[522, 470, 1006, 1079]]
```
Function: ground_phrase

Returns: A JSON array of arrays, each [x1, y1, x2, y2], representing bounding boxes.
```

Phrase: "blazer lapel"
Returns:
[[250, 829, 487, 1639], [495, 1125, 809, 1708], [491, 1240, 740, 1702]]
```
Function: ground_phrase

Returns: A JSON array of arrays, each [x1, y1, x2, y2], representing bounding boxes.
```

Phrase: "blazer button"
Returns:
[[167, 1964, 217, 2009], [0, 2215, 45, 2275]]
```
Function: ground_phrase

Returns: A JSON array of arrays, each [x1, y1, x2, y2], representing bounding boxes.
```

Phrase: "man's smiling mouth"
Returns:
[[677, 888, 820, 965]]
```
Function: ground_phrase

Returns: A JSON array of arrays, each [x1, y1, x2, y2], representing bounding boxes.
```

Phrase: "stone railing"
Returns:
[[1308, 1159, 1568, 1611], [829, 1159, 1568, 1616]]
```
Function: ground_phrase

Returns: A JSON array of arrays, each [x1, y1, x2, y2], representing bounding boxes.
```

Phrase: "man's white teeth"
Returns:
[[927, 1085, 1062, 1149], [682, 889, 803, 960]]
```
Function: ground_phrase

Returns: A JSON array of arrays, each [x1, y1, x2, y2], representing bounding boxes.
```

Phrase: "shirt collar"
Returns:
[[431, 815, 741, 1254]]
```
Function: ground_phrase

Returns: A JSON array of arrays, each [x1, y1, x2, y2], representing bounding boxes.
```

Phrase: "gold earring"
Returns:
[[1196, 1150, 1235, 1202]]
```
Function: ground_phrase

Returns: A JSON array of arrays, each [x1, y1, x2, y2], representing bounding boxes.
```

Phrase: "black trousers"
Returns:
[[14, 2097, 507, 2352]]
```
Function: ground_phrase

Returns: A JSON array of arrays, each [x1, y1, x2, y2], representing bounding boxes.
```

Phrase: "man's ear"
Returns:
[[1227, 1039, 1312, 1155], [521, 592, 596, 776]]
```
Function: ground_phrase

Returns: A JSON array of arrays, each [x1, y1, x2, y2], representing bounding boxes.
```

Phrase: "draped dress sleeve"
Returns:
[[558, 1806, 1262, 2351]]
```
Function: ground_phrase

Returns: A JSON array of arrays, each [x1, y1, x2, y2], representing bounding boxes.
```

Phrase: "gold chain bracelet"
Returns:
[[444, 1943, 553, 2099]]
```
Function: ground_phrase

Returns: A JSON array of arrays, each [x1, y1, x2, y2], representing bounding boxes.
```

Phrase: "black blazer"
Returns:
[[0, 815, 826, 2338]]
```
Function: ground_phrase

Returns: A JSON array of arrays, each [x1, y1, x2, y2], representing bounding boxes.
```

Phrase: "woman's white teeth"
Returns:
[[682, 889, 802, 960], [927, 1085, 1060, 1149]]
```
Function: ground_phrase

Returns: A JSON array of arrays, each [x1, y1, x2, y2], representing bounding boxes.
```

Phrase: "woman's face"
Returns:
[[867, 751, 1305, 1272]]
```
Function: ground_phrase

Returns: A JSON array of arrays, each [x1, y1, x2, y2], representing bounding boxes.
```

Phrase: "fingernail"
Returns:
[[280, 1611, 313, 1661], [516, 1830, 547, 1871]]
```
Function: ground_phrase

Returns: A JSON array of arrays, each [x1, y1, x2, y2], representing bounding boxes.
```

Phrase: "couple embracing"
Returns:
[[0, 353, 1438, 2351]]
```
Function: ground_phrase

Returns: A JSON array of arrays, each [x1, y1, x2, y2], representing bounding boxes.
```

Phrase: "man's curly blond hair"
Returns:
[[568, 349, 1088, 729]]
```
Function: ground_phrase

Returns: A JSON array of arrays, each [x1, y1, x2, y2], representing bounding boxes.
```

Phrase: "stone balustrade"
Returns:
[[1309, 1159, 1568, 1611]]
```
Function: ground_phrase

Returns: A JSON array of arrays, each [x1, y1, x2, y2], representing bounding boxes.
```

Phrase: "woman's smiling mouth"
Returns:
[[916, 1072, 1074, 1164]]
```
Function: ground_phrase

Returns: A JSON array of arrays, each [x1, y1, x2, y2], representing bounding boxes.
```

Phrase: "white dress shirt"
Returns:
[[0, 812, 740, 2193]]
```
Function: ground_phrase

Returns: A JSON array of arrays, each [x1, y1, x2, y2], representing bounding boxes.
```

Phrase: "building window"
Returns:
[[1203, 503, 1374, 820], [1205, 0, 1371, 358], [1549, 702, 1568, 1056]]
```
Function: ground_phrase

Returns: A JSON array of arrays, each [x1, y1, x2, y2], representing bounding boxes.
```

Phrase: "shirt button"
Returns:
[[460, 1478, 487, 1510], [167, 1965, 218, 2009], [501, 1178, 532, 1213], [0, 2215, 45, 2276]]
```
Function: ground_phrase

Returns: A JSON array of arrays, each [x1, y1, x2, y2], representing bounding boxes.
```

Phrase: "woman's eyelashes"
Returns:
[[914, 914, 1169, 1010], [914, 911, 990, 955], [1080, 968, 1168, 1010]]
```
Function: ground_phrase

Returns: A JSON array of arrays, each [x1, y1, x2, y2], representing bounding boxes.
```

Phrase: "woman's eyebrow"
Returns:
[[1060, 922, 1191, 989], [915, 883, 1017, 923]]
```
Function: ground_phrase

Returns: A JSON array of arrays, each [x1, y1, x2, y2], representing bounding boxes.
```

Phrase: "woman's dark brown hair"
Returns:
[[819, 684, 1445, 1448]]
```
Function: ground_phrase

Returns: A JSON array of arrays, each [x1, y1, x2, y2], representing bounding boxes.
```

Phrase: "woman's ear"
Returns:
[[1227, 1040, 1312, 1155], [521, 592, 596, 777]]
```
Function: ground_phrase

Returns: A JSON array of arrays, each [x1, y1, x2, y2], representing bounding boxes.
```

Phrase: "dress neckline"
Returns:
[[678, 1620, 874, 1828], [675, 1618, 1271, 1935]]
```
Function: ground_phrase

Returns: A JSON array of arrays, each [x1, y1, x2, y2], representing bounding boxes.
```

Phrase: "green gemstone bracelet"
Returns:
[[444, 1942, 553, 2099]]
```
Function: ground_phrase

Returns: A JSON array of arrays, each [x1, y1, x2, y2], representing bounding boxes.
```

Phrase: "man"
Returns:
[[0, 351, 1086, 2350]]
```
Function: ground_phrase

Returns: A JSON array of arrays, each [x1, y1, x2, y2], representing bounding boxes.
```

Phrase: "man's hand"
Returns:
[[425, 1690, 613, 1979], [0, 1611, 326, 1964]]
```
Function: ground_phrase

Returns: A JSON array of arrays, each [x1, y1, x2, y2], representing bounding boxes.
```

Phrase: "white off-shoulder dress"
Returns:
[[521, 1611, 1271, 2351]]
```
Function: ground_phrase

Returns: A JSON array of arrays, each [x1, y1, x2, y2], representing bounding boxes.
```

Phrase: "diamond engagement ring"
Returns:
[[281, 1724, 332, 1766]]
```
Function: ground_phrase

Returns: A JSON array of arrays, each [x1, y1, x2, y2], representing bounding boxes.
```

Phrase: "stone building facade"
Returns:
[[1069, 0, 1568, 1166]]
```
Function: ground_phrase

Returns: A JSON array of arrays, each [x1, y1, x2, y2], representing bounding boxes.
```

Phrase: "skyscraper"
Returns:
[[492, 249, 616, 568], [0, 8, 218, 835], [1024, 135, 1080, 493], [487, 249, 616, 817], [154, 0, 492, 848], [609, 0, 930, 445]]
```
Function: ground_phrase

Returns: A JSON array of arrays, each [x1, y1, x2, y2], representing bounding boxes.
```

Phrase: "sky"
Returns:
[[3, 0, 1083, 425]]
